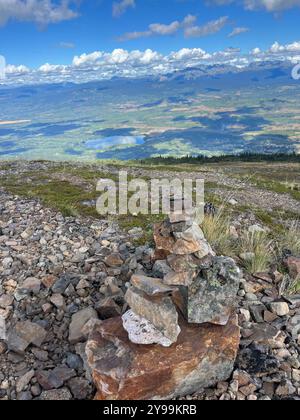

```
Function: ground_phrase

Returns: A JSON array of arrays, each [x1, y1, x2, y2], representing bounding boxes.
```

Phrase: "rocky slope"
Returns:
[[0, 162, 300, 400]]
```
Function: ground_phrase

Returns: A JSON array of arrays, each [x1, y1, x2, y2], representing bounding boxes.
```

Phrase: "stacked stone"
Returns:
[[86, 207, 242, 400], [122, 208, 241, 346]]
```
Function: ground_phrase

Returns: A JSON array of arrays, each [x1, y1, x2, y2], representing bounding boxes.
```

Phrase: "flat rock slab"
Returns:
[[125, 287, 180, 344], [86, 314, 240, 400]]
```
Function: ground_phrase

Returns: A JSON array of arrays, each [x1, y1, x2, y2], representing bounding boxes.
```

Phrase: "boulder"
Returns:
[[183, 257, 241, 325], [86, 314, 240, 400]]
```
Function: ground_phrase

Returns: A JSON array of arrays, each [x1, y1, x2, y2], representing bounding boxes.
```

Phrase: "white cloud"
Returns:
[[184, 16, 229, 38], [169, 48, 211, 61], [228, 27, 249, 37], [149, 21, 181, 36], [208, 0, 300, 12], [0, 0, 79, 26], [119, 14, 226, 41], [138, 49, 162, 64], [72, 51, 102, 67], [119, 19, 182, 41], [269, 41, 300, 54], [113, 0, 135, 18], [39, 63, 66, 73], [3, 41, 300, 86], [5, 64, 30, 74], [251, 47, 261, 55], [245, 0, 300, 12], [106, 49, 129, 64]]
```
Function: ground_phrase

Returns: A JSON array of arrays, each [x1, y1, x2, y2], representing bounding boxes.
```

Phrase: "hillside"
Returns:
[[0, 159, 299, 400]]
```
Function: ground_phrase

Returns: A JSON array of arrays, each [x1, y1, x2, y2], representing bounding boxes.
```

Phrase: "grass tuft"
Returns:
[[201, 211, 235, 256], [239, 230, 274, 274]]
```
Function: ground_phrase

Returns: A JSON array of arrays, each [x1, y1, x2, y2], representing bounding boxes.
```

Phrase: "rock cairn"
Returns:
[[86, 207, 242, 400]]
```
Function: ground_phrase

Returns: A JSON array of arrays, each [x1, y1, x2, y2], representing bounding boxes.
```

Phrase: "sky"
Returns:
[[0, 0, 300, 85]]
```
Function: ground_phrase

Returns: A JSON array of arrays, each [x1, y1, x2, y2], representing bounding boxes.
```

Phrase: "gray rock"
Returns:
[[69, 307, 98, 344], [7, 321, 47, 354], [15, 321, 47, 347], [16, 369, 35, 393], [68, 377, 90, 400], [39, 388, 72, 400], [66, 353, 83, 371], [17, 391, 33, 400], [125, 286, 180, 344], [52, 273, 78, 294], [0, 315, 7, 341], [36, 367, 75, 390], [185, 257, 241, 325], [269, 302, 290, 317], [18, 277, 41, 295], [152, 260, 172, 278], [130, 274, 176, 296], [249, 304, 266, 323]]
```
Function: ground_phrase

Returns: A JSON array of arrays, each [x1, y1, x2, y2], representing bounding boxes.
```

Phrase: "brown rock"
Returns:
[[153, 222, 175, 253], [41, 275, 56, 289], [86, 314, 240, 400], [232, 370, 252, 387], [104, 253, 124, 268], [163, 270, 197, 286], [264, 310, 278, 323], [95, 297, 121, 320], [173, 238, 210, 256], [253, 273, 273, 283], [239, 383, 257, 397], [152, 248, 171, 261], [285, 256, 300, 279]]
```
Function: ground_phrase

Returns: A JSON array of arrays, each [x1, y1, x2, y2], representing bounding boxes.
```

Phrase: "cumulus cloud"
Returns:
[[3, 41, 300, 86], [269, 40, 300, 53], [72, 51, 102, 66], [251, 47, 261, 55], [113, 0, 135, 18], [228, 27, 249, 37], [0, 0, 79, 26], [5, 64, 30, 74], [39, 63, 66, 73], [184, 16, 229, 38]]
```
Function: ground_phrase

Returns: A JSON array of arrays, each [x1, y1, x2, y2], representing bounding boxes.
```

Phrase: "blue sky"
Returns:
[[0, 0, 300, 85]]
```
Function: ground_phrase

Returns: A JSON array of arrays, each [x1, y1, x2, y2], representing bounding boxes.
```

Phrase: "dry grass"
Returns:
[[278, 221, 300, 256], [238, 230, 274, 274], [201, 211, 235, 256]]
